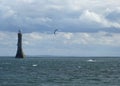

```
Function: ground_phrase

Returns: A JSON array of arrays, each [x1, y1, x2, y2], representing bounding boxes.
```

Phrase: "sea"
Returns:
[[0, 57, 120, 86]]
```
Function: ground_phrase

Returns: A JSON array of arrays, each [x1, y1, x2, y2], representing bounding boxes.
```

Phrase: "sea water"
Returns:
[[0, 57, 120, 86]]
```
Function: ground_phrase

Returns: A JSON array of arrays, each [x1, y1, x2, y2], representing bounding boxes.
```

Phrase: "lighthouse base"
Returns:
[[15, 48, 25, 58]]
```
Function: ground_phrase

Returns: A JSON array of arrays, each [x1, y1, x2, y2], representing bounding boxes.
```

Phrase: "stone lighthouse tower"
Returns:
[[15, 30, 25, 58]]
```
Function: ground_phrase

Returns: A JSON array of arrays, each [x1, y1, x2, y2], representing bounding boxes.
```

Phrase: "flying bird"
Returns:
[[54, 29, 58, 35]]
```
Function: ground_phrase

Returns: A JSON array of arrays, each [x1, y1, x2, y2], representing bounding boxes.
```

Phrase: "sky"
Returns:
[[0, 0, 120, 56]]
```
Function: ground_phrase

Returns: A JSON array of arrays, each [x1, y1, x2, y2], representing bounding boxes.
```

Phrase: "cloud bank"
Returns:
[[0, 0, 120, 32], [0, 31, 120, 56]]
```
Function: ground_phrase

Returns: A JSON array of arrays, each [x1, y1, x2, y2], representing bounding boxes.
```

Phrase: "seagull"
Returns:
[[54, 29, 58, 35]]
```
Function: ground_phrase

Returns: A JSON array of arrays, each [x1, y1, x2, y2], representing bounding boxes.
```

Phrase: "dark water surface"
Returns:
[[0, 57, 120, 86]]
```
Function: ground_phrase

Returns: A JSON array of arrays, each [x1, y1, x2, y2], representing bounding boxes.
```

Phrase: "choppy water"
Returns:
[[0, 57, 120, 86]]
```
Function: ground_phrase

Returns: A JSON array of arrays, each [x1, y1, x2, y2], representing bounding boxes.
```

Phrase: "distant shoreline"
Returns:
[[0, 56, 120, 58]]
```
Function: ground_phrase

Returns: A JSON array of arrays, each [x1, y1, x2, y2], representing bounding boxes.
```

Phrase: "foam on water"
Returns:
[[32, 64, 38, 67], [87, 59, 96, 62]]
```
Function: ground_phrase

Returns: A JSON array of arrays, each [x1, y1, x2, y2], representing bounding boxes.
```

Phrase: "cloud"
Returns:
[[17, 0, 34, 3], [0, 0, 120, 33], [106, 7, 120, 22], [1, 31, 120, 49], [80, 10, 120, 28], [0, 31, 120, 56], [0, 5, 15, 19]]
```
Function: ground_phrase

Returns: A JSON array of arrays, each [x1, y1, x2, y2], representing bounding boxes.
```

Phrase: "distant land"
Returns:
[[0, 55, 120, 58]]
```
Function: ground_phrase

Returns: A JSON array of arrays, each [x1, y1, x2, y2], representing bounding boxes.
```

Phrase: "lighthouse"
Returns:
[[15, 30, 25, 58]]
